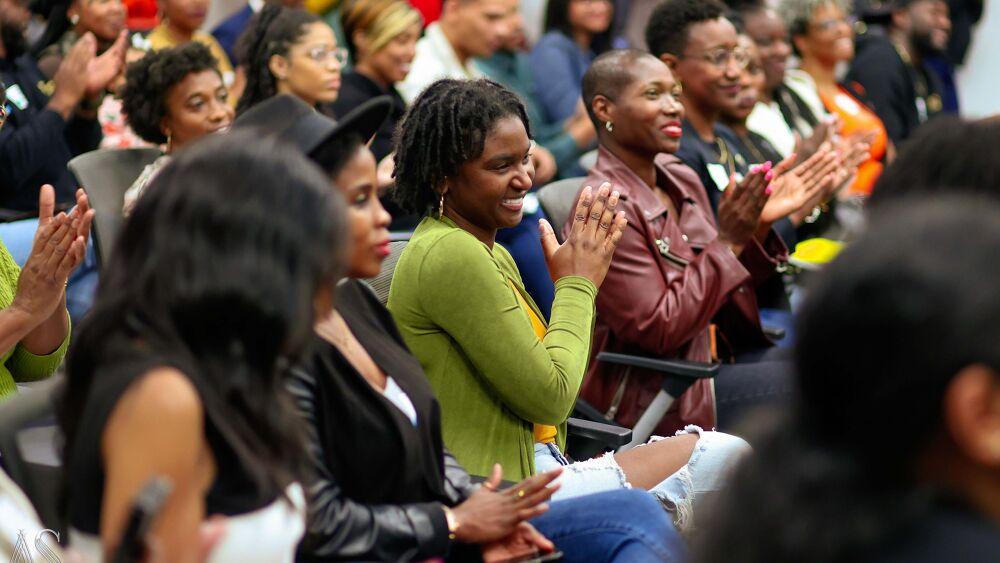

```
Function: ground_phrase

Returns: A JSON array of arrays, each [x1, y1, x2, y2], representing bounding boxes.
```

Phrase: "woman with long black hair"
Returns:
[[59, 132, 346, 561]]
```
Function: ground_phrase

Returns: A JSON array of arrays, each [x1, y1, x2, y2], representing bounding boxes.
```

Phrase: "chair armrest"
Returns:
[[596, 352, 719, 379], [567, 417, 632, 449]]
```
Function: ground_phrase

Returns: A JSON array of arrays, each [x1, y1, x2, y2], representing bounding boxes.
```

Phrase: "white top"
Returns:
[[783, 69, 830, 135], [69, 482, 306, 563], [383, 376, 418, 426], [397, 22, 484, 104], [747, 100, 796, 158]]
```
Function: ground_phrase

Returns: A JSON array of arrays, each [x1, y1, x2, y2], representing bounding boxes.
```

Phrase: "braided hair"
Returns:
[[392, 78, 532, 217], [234, 5, 320, 115]]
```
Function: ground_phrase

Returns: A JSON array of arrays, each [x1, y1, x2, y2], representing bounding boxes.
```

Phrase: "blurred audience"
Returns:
[[781, 0, 888, 196], [146, 0, 235, 86], [119, 42, 233, 213], [213, 0, 306, 66], [848, 0, 950, 144]]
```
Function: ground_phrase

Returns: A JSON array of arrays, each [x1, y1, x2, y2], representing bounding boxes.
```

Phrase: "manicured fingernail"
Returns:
[[765, 170, 774, 181], [749, 164, 760, 174], [762, 161, 773, 173], [765, 184, 773, 196]]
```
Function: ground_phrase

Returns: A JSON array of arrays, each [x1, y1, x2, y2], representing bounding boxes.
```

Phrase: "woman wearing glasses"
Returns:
[[236, 5, 347, 116], [781, 0, 889, 196]]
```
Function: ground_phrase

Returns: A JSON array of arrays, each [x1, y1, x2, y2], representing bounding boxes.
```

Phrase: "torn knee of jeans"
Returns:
[[562, 451, 632, 489]]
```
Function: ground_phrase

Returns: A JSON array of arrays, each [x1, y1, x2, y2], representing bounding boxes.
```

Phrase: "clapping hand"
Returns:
[[539, 182, 627, 288], [87, 30, 128, 97], [760, 146, 839, 225], [482, 522, 556, 563], [716, 165, 770, 256], [11, 186, 93, 324]]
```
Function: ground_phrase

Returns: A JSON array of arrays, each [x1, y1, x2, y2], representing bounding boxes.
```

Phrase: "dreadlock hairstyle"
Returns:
[[392, 78, 532, 218], [234, 5, 320, 115]]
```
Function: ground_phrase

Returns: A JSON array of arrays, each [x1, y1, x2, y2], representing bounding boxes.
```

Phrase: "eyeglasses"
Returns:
[[302, 45, 349, 66], [685, 47, 751, 71]]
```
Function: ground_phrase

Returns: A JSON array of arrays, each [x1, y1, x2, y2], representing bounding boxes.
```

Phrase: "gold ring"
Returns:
[[517, 490, 525, 498]]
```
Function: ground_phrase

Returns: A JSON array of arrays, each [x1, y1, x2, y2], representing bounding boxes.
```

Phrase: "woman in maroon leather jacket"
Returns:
[[567, 49, 797, 433]]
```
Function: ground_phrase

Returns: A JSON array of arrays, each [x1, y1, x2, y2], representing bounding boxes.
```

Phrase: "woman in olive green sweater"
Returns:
[[0, 185, 93, 397], [388, 79, 750, 530]]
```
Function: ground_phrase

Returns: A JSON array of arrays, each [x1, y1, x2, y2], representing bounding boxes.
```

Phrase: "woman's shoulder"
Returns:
[[535, 30, 576, 51], [404, 218, 491, 265]]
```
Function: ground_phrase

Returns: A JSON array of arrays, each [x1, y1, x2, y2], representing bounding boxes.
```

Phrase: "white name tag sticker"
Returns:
[[707, 163, 731, 191], [5, 84, 28, 110]]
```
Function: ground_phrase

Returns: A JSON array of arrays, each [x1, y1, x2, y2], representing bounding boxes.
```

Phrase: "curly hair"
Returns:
[[120, 42, 221, 145], [778, 0, 850, 36], [392, 79, 532, 218], [235, 5, 320, 115], [645, 0, 728, 58]]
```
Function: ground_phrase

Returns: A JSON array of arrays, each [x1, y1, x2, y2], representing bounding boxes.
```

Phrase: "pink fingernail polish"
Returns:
[[765, 184, 773, 196], [762, 161, 773, 173], [765, 170, 774, 181]]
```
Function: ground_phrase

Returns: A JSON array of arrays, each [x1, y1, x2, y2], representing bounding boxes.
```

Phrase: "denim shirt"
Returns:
[[529, 31, 594, 123]]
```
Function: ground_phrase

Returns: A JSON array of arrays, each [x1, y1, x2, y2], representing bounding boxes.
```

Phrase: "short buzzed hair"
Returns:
[[581, 49, 658, 128]]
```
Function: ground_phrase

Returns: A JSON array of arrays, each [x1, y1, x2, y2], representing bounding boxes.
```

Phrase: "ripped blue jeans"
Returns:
[[533, 426, 750, 531]]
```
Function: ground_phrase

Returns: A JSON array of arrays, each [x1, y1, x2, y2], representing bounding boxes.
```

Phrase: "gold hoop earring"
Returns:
[[605, 121, 614, 133], [165, 130, 173, 153], [69, 13, 79, 25], [438, 191, 446, 216]]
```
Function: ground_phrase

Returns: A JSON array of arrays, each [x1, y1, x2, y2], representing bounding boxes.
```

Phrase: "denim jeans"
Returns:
[[0, 218, 99, 325], [534, 427, 750, 531], [530, 488, 686, 562]]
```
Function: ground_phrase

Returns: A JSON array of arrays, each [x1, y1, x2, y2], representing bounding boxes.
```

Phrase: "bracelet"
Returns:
[[442, 505, 460, 540]]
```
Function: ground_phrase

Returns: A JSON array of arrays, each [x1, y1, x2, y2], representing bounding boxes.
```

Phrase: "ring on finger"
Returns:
[[517, 490, 525, 498], [590, 211, 602, 220], [575, 213, 587, 222], [599, 222, 610, 230]]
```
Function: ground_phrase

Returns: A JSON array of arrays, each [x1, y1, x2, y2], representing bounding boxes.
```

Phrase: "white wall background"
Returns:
[[956, 1, 999, 117]]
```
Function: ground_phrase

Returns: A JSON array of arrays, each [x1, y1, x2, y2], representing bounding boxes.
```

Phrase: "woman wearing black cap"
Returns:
[[235, 93, 686, 562]]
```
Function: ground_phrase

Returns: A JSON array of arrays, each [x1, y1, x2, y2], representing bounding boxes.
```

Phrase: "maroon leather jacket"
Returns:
[[565, 146, 787, 433]]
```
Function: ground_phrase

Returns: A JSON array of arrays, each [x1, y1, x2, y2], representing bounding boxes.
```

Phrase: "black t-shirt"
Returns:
[[64, 346, 279, 534], [847, 29, 945, 145]]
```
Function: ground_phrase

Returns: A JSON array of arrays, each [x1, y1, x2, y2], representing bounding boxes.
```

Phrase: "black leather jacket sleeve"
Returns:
[[442, 446, 478, 505], [288, 367, 453, 561]]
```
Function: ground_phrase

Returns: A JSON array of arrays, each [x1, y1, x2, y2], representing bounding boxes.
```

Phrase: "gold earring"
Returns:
[[69, 13, 79, 25], [165, 130, 173, 152], [605, 121, 614, 133]]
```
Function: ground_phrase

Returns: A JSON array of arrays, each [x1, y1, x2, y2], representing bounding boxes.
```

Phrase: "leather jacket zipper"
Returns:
[[656, 238, 691, 268]]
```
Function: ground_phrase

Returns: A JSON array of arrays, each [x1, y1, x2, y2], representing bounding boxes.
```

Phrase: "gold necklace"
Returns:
[[714, 137, 737, 176]]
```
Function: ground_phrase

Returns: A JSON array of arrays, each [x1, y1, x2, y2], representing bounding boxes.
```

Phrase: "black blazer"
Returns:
[[288, 280, 478, 561]]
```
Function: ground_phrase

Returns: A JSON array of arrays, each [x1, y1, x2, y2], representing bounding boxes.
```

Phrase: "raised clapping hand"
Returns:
[[86, 30, 128, 97], [11, 186, 93, 324], [716, 166, 770, 256], [451, 463, 562, 545], [760, 146, 840, 225], [539, 182, 628, 288]]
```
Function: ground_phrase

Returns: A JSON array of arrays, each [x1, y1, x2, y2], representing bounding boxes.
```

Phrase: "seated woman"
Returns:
[[0, 185, 91, 397], [575, 50, 841, 432], [530, 0, 614, 124], [239, 93, 686, 562], [119, 42, 234, 213], [388, 78, 750, 529], [34, 0, 128, 80], [236, 5, 346, 116], [694, 195, 1000, 562], [780, 0, 889, 196], [59, 132, 345, 561], [331, 0, 423, 230]]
